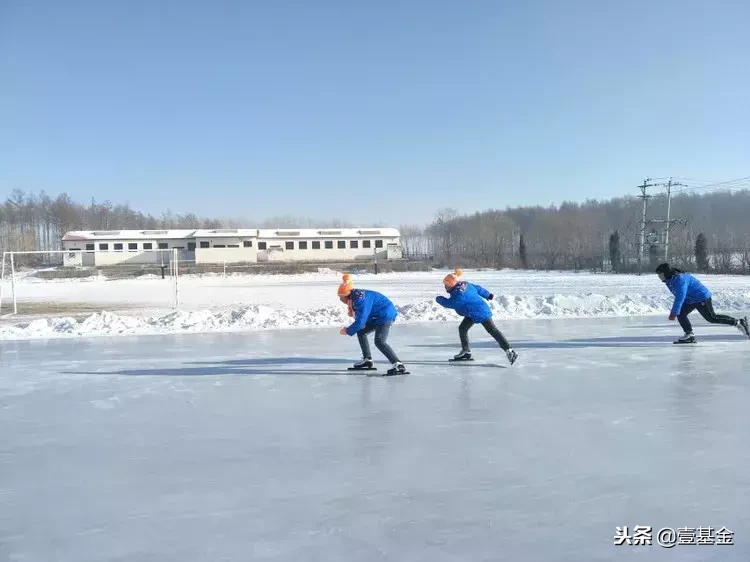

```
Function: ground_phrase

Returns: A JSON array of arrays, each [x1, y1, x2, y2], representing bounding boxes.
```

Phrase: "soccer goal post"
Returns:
[[0, 251, 18, 316], [0, 249, 180, 318]]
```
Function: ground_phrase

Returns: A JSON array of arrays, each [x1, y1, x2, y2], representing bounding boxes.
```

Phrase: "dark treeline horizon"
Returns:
[[2, 187, 750, 273]]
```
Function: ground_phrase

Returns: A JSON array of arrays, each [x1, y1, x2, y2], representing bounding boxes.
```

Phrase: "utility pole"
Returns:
[[651, 177, 686, 262], [637, 178, 653, 275]]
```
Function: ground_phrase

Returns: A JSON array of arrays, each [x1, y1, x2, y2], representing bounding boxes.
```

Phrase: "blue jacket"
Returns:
[[665, 272, 712, 316], [436, 281, 493, 322], [345, 289, 398, 336]]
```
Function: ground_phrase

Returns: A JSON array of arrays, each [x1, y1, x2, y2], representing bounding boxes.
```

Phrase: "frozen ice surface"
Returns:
[[1, 316, 749, 561]]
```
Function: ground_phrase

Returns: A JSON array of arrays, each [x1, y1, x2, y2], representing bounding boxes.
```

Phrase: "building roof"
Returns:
[[62, 229, 198, 241], [256, 228, 400, 238], [192, 229, 259, 238], [62, 227, 400, 241]]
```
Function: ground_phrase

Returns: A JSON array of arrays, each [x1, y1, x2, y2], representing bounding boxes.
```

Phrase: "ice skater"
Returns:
[[436, 269, 518, 365], [337, 273, 408, 375], [655, 262, 749, 344]]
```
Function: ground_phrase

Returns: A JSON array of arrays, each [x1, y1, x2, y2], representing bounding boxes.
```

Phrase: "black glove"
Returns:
[[488, 293, 494, 301]]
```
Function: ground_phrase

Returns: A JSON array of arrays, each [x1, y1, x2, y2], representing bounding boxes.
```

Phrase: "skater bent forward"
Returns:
[[436, 269, 518, 365], [337, 274, 407, 375], [655, 262, 749, 343]]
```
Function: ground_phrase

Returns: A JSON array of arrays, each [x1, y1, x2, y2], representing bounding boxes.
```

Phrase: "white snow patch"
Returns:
[[2, 291, 749, 341], [2, 269, 749, 340]]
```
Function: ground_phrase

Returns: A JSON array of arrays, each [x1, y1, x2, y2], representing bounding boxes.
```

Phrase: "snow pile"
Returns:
[[2, 290, 750, 340]]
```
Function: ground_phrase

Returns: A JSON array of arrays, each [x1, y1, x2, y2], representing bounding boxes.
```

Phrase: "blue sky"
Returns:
[[1, 0, 748, 226]]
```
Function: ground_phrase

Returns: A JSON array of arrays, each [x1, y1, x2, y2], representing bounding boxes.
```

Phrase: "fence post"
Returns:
[[0, 252, 5, 315], [173, 248, 179, 310], [10, 252, 17, 315]]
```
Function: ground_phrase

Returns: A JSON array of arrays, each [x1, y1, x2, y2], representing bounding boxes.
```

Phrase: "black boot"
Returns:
[[385, 362, 408, 376], [351, 357, 374, 369], [451, 349, 472, 361]]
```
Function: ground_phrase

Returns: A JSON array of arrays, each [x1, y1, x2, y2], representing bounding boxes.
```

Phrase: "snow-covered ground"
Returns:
[[1, 317, 748, 561], [2, 269, 750, 340]]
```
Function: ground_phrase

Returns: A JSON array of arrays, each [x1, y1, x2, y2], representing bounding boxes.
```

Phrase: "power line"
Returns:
[[674, 175, 750, 194]]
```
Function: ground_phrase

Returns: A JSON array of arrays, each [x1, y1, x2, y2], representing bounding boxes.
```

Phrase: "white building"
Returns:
[[61, 227, 402, 266]]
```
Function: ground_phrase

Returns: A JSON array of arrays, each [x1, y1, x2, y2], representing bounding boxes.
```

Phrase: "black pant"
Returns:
[[678, 298, 736, 333], [357, 322, 400, 363], [459, 317, 511, 352]]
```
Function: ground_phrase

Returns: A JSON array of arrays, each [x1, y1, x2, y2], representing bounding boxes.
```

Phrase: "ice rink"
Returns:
[[1, 316, 749, 561]]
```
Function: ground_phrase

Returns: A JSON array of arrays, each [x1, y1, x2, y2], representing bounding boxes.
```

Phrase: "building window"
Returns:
[[337, 240, 346, 249], [114, 243, 123, 251], [258, 242, 267, 250], [99, 243, 109, 251], [350, 240, 358, 248], [85, 243, 94, 251], [285, 241, 294, 250], [214, 245, 225, 248], [363, 240, 371, 248], [312, 241, 321, 249], [243, 240, 252, 247], [143, 243, 153, 250], [128, 243, 138, 251], [299, 241, 308, 250], [200, 241, 210, 248], [228, 245, 239, 248], [375, 240, 383, 248], [325, 241, 333, 249], [158, 243, 168, 249]]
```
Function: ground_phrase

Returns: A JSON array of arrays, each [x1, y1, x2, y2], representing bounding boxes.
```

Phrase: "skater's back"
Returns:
[[347, 288, 398, 333], [663, 269, 711, 314], [436, 277, 492, 322]]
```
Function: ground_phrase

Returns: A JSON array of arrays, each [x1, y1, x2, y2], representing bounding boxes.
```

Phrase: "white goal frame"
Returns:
[[0, 249, 180, 317]]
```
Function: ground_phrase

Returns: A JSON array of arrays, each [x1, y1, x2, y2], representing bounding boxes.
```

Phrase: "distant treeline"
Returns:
[[3, 187, 750, 274], [0, 188, 355, 257], [398, 190, 750, 274]]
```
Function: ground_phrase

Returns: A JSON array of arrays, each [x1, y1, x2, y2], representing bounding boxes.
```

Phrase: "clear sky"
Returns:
[[1, 0, 748, 226]]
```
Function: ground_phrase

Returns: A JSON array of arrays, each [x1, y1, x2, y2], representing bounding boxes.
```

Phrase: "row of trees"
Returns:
[[3, 187, 750, 274], [401, 189, 750, 274], [0, 189, 357, 257]]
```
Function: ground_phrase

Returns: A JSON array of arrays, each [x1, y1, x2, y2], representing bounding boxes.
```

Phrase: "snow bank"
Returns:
[[2, 291, 749, 340]]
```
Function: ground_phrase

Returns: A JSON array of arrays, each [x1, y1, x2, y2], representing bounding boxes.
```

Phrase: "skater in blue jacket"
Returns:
[[436, 269, 518, 365], [337, 274, 407, 375], [656, 262, 749, 343]]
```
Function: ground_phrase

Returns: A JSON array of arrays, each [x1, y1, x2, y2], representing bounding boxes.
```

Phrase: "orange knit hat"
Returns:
[[443, 268, 463, 288], [337, 273, 354, 297]]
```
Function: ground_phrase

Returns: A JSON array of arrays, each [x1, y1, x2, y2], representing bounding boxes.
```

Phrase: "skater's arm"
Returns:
[[670, 276, 689, 316], [345, 299, 373, 335], [472, 284, 493, 300], [436, 294, 457, 309]]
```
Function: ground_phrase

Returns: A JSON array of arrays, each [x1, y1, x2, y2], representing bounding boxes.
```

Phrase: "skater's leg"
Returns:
[[677, 304, 697, 334], [696, 298, 737, 326], [458, 317, 475, 351], [481, 319, 511, 351], [357, 324, 376, 359], [482, 318, 518, 364], [373, 323, 400, 364]]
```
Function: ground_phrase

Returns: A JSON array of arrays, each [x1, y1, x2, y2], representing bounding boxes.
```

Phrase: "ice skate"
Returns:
[[348, 357, 375, 371], [736, 317, 750, 339], [506, 348, 518, 365], [674, 332, 696, 344], [385, 362, 408, 376], [450, 349, 473, 362]]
